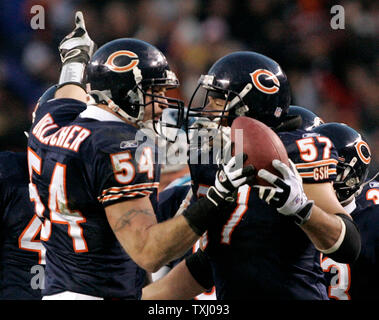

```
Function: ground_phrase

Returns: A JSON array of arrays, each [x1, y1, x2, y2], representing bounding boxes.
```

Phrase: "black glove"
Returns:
[[182, 153, 255, 236]]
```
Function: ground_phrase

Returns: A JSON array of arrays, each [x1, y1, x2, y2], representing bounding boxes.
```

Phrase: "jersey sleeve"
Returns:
[[92, 134, 160, 208], [282, 131, 338, 184], [32, 98, 87, 128]]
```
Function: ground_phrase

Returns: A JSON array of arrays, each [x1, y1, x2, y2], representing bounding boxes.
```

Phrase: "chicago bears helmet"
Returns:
[[86, 38, 184, 135], [287, 105, 324, 131], [313, 123, 371, 204], [186, 51, 291, 132]]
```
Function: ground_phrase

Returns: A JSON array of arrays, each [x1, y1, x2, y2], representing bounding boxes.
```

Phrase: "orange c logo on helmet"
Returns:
[[250, 69, 280, 94], [355, 140, 371, 164], [105, 50, 139, 73]]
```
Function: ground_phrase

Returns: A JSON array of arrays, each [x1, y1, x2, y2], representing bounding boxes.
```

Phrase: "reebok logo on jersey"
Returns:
[[120, 140, 138, 149]]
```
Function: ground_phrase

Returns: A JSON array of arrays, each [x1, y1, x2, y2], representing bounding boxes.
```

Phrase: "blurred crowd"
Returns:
[[0, 0, 378, 174]]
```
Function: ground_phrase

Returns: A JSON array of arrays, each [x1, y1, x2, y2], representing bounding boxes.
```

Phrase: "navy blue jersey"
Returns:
[[27, 100, 160, 299], [355, 179, 379, 211], [278, 130, 338, 184], [190, 128, 338, 300], [157, 185, 191, 223], [322, 203, 379, 300], [0, 151, 44, 300]]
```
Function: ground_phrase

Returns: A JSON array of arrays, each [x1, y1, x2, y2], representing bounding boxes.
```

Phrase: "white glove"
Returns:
[[58, 11, 96, 88], [207, 153, 255, 205], [252, 159, 314, 225], [59, 11, 96, 64]]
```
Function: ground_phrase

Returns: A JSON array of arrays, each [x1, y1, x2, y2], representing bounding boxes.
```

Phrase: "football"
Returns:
[[231, 116, 289, 186]]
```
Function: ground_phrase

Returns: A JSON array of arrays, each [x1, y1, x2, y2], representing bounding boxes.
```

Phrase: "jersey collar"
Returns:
[[343, 199, 357, 214], [79, 105, 125, 123]]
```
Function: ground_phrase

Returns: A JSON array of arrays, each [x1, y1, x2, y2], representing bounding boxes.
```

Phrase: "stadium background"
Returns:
[[0, 0, 377, 175]]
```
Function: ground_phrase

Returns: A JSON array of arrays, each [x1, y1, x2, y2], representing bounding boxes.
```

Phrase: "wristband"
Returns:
[[318, 213, 361, 263], [58, 62, 86, 89], [185, 249, 214, 290], [293, 201, 314, 226]]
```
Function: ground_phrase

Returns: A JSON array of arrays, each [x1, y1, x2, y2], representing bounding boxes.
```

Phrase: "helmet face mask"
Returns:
[[313, 122, 371, 204], [334, 161, 366, 203], [147, 94, 185, 143], [86, 38, 184, 140]]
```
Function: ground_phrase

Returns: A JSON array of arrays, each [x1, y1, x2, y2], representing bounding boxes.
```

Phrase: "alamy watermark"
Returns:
[[30, 5, 45, 30], [133, 128, 244, 167], [30, 265, 45, 290], [330, 5, 345, 30], [31, 4, 345, 31]]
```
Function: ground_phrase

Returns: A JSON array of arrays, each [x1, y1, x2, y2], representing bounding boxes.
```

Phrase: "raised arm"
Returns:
[[55, 11, 96, 102]]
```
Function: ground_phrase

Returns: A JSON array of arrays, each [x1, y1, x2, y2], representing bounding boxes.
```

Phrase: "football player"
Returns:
[[0, 85, 65, 300], [28, 12, 254, 300], [0, 151, 43, 300], [313, 123, 379, 300], [142, 51, 361, 300]]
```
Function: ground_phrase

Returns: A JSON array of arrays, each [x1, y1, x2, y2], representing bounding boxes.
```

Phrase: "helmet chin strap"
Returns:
[[225, 83, 252, 113], [89, 89, 145, 125]]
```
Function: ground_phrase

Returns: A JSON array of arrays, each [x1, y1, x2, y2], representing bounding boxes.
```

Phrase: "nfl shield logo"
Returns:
[[274, 107, 282, 118]]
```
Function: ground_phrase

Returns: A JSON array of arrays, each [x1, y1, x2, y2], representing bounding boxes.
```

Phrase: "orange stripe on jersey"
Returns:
[[99, 190, 151, 203], [299, 172, 314, 177], [295, 159, 338, 169], [101, 182, 159, 196]]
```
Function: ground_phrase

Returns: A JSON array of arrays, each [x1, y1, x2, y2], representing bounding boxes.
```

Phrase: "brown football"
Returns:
[[231, 116, 289, 186]]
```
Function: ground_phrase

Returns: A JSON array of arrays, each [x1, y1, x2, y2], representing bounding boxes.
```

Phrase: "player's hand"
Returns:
[[252, 159, 314, 225], [207, 153, 255, 205], [59, 11, 96, 65]]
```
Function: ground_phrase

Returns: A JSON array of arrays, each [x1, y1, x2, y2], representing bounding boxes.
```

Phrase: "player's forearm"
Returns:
[[301, 207, 361, 263], [140, 215, 199, 272], [142, 258, 204, 300], [107, 202, 198, 273], [300, 205, 343, 250]]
